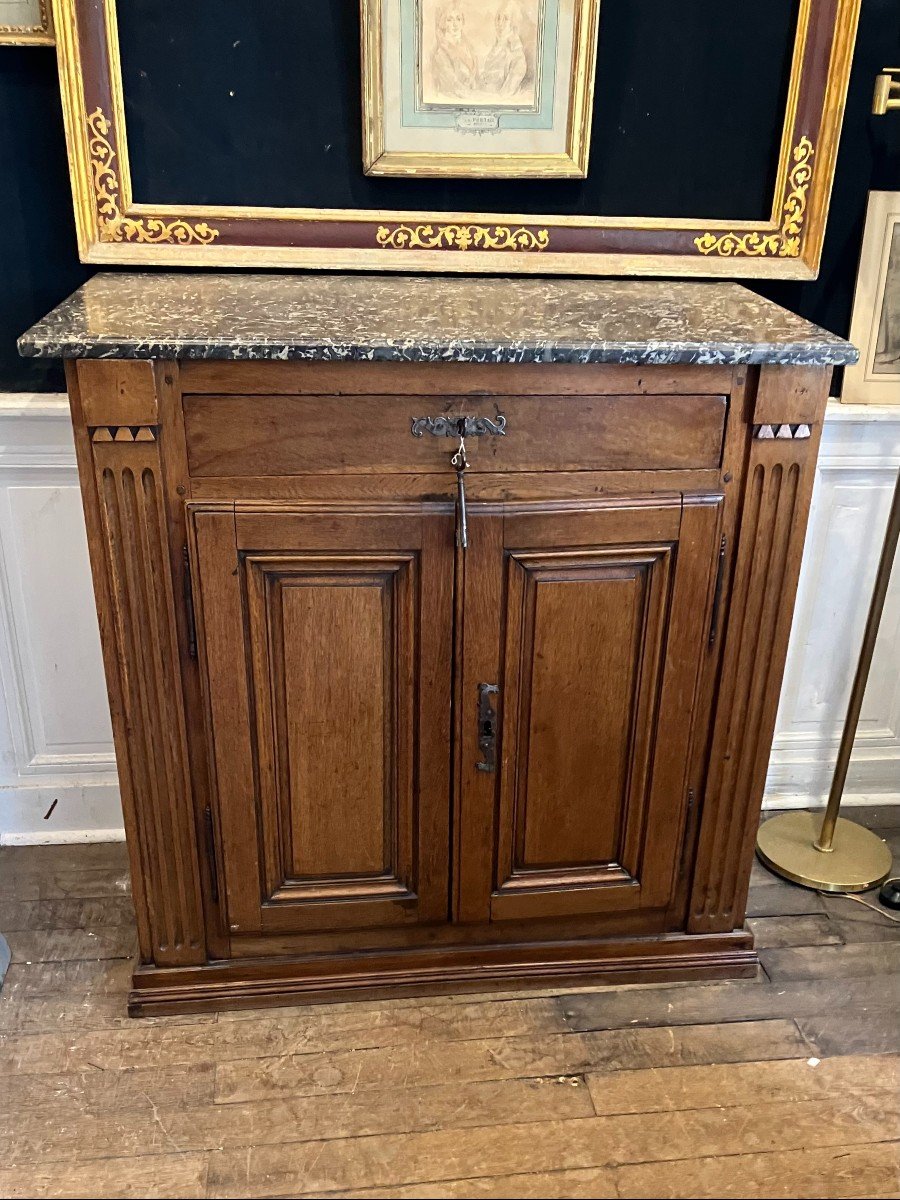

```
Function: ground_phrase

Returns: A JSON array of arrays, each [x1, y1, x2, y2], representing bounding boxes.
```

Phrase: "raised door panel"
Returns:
[[457, 498, 723, 924], [191, 504, 453, 939]]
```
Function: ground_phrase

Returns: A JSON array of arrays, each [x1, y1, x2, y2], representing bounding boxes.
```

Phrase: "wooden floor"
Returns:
[[0, 809, 898, 1200]]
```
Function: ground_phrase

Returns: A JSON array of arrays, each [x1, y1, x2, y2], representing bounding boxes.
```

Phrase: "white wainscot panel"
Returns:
[[766, 403, 900, 809], [0, 396, 894, 839], [0, 396, 122, 843]]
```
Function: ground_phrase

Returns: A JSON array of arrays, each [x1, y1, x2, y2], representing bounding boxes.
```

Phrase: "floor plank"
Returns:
[[616, 1142, 900, 1199], [0, 991, 214, 1034], [584, 1053, 900, 1116], [745, 883, 827, 917], [760, 941, 900, 982], [0, 996, 567, 1076], [310, 1165, 620, 1199], [798, 1010, 900, 1057], [204, 1094, 899, 1198], [213, 1019, 809, 1104], [746, 913, 843, 949], [0, 1152, 208, 1200], [0, 1061, 216, 1118], [0, 957, 133, 1000], [0, 896, 136, 932], [3, 1075, 594, 1166], [560, 976, 893, 1031], [0, 808, 896, 1200], [4, 927, 137, 964]]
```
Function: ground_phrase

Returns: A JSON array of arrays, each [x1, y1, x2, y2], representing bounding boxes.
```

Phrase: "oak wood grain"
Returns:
[[213, 1019, 809, 1103], [203, 1094, 898, 1198], [183, 392, 726, 476], [0, 818, 896, 1200], [561, 975, 895, 1031]]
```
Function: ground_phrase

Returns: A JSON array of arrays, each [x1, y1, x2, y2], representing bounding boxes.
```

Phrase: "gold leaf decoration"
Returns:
[[376, 224, 550, 252], [87, 108, 220, 247], [694, 136, 814, 259]]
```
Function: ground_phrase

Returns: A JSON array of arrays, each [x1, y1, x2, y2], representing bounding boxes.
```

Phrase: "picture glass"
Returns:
[[875, 224, 900, 374], [419, 0, 545, 108], [0, 0, 46, 30]]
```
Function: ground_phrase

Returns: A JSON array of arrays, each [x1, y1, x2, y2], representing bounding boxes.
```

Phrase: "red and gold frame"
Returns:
[[53, 0, 860, 278]]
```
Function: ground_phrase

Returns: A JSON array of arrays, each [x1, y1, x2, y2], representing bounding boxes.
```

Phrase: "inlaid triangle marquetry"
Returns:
[[91, 426, 159, 443]]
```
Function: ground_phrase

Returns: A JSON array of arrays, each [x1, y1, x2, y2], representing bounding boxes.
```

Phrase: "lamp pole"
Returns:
[[757, 468, 898, 892]]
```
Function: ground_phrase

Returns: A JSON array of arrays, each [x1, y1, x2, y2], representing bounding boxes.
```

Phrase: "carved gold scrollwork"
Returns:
[[694, 136, 814, 259], [87, 109, 220, 247], [376, 223, 550, 252]]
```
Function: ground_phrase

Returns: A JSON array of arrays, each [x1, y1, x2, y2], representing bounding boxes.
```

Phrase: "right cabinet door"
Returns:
[[457, 496, 724, 923]]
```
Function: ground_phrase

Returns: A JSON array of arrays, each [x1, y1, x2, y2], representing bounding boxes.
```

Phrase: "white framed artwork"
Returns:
[[844, 190, 900, 406]]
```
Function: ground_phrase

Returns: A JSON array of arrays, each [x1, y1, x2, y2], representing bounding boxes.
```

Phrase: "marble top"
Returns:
[[18, 272, 857, 367]]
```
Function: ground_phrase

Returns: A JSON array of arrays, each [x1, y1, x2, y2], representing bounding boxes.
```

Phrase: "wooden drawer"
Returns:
[[183, 392, 727, 477]]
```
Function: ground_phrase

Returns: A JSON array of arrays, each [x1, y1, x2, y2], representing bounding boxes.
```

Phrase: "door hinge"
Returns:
[[680, 788, 696, 877], [182, 545, 198, 659], [708, 535, 727, 649], [203, 805, 219, 903]]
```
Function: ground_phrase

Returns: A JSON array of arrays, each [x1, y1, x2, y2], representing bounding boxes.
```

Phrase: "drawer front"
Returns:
[[184, 393, 727, 477]]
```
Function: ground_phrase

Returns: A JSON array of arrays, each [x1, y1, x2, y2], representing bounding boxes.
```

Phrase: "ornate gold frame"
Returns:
[[53, 0, 860, 277], [0, 0, 53, 45], [361, 0, 601, 179]]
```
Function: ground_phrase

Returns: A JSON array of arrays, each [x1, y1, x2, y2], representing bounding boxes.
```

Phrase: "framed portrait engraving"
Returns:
[[362, 0, 601, 177], [0, 0, 53, 45], [844, 191, 900, 405]]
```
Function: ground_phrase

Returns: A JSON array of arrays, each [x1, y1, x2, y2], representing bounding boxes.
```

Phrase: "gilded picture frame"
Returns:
[[843, 191, 900, 405], [361, 0, 601, 178], [52, 0, 860, 278], [0, 0, 53, 45]]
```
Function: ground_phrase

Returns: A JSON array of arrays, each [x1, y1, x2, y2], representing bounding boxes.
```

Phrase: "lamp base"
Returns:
[[756, 811, 893, 893]]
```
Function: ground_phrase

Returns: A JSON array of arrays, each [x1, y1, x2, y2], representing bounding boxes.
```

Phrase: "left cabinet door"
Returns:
[[189, 504, 454, 939]]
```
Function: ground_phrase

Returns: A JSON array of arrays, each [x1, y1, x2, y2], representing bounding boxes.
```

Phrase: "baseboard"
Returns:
[[0, 781, 124, 844], [3, 787, 897, 844], [0, 827, 126, 846], [763, 792, 900, 810]]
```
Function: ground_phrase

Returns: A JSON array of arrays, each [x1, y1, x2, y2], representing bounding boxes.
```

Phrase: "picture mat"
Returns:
[[384, 0, 575, 155]]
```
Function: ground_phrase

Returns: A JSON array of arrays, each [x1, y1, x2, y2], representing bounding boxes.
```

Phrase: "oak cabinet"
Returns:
[[21, 273, 854, 1015]]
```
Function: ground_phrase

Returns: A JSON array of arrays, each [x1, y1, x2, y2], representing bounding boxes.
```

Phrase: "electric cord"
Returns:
[[817, 886, 900, 924]]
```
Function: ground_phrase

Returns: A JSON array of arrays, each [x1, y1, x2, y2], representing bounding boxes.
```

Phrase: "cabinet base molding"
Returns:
[[128, 936, 757, 1017]]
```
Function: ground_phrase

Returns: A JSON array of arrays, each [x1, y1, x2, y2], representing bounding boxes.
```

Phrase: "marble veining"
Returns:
[[18, 273, 858, 367]]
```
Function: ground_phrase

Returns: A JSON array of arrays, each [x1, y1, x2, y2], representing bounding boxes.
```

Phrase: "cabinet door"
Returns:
[[190, 504, 453, 938], [457, 497, 723, 923]]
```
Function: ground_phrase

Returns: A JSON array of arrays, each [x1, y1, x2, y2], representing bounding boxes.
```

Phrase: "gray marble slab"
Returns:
[[18, 272, 857, 367]]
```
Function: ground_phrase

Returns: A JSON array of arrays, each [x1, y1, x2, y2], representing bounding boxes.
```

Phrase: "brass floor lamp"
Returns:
[[757, 467, 899, 892]]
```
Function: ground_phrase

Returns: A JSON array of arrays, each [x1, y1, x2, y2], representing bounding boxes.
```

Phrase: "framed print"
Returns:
[[53, 0, 860, 277], [362, 0, 601, 178], [0, 0, 53, 44], [844, 191, 900, 405]]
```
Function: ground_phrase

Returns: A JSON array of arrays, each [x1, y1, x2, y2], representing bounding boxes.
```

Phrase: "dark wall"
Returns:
[[1, 1, 898, 393], [0, 47, 90, 392]]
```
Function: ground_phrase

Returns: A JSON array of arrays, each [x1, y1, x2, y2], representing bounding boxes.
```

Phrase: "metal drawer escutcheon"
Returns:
[[411, 415, 507, 439]]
